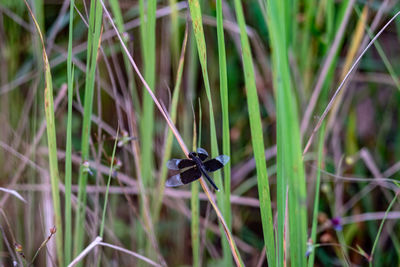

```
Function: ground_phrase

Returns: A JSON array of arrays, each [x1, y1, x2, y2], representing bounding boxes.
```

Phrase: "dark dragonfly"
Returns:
[[166, 148, 229, 191]]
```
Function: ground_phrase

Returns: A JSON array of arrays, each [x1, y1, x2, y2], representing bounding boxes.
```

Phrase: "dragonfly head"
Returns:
[[188, 152, 197, 159]]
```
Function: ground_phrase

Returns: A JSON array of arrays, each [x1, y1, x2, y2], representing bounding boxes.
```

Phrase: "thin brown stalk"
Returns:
[[300, 0, 356, 139], [303, 10, 400, 156]]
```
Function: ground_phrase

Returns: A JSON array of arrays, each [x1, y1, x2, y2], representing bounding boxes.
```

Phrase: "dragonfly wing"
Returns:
[[165, 173, 184, 187], [166, 159, 196, 170], [197, 148, 209, 161], [180, 166, 202, 184], [166, 167, 202, 187], [203, 155, 230, 172]]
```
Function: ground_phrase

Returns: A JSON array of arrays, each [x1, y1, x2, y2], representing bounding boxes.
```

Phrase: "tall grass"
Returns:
[[73, 0, 103, 261], [3, 0, 400, 266]]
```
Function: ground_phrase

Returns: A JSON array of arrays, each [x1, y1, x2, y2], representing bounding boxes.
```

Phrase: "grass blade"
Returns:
[[265, 1, 307, 265], [187, 0, 235, 265], [308, 123, 325, 266], [73, 0, 103, 261], [191, 180, 200, 267], [369, 193, 399, 266], [99, 129, 119, 237], [139, 0, 156, 188], [64, 0, 75, 264], [23, 1, 64, 265], [139, 0, 157, 257], [233, 0, 276, 266], [192, 108, 200, 267], [216, 0, 232, 265]]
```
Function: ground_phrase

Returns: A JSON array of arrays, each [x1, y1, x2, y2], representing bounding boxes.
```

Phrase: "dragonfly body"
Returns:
[[166, 148, 229, 191], [188, 152, 219, 191]]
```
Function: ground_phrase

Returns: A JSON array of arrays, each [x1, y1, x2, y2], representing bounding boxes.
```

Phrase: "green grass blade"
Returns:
[[99, 130, 119, 238], [188, 1, 243, 265], [23, 1, 64, 265], [265, 1, 307, 266], [187, 0, 229, 264], [139, 0, 157, 260], [169, 0, 180, 70], [308, 123, 326, 267], [73, 0, 103, 260], [369, 193, 399, 267], [216, 0, 232, 265], [64, 1, 75, 264], [139, 0, 156, 189], [233, 0, 276, 266], [192, 110, 201, 267], [187, 0, 221, 165], [32, 0, 44, 70], [191, 180, 200, 267], [43, 23, 64, 267]]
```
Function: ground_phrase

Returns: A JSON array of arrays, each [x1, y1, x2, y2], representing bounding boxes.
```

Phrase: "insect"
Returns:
[[166, 148, 229, 191]]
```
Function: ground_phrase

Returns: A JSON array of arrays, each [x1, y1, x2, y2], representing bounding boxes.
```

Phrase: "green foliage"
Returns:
[[2, 1, 400, 266]]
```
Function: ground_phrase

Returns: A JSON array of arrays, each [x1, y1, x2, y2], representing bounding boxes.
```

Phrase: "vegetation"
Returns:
[[0, 0, 399, 266]]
